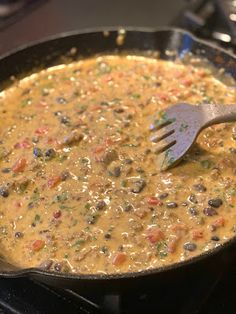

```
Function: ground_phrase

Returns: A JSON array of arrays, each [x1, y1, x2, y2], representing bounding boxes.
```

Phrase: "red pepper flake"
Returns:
[[146, 227, 165, 244], [112, 252, 127, 266], [53, 210, 62, 219], [35, 126, 49, 135], [12, 158, 27, 173], [147, 197, 163, 206], [14, 138, 32, 149], [32, 240, 45, 251], [47, 176, 61, 189]]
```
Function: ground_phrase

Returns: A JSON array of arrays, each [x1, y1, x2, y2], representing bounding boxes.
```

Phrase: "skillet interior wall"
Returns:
[[0, 29, 236, 90]]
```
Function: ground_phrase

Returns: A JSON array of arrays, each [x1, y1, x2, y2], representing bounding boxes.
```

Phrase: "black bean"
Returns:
[[100, 246, 108, 253], [32, 137, 39, 144], [28, 202, 34, 209], [104, 233, 111, 239], [203, 207, 217, 216], [124, 203, 133, 212], [211, 236, 220, 241], [113, 166, 121, 177], [123, 121, 130, 127], [61, 171, 70, 181], [193, 184, 207, 192], [118, 245, 124, 251], [33, 147, 43, 158], [114, 108, 124, 113], [183, 242, 197, 251], [131, 179, 146, 193], [189, 207, 199, 216], [54, 263, 62, 272], [39, 259, 53, 270], [87, 215, 97, 224], [229, 147, 236, 154], [60, 116, 70, 125], [56, 97, 67, 104], [188, 194, 198, 204], [124, 158, 133, 164], [136, 167, 144, 173], [102, 149, 118, 165], [208, 198, 223, 208], [45, 148, 56, 160], [1, 168, 11, 173], [126, 113, 133, 120], [159, 193, 169, 199], [54, 111, 62, 116], [15, 232, 23, 238], [96, 200, 106, 210], [63, 131, 83, 147], [0, 186, 9, 198], [166, 202, 178, 208], [144, 148, 151, 155]]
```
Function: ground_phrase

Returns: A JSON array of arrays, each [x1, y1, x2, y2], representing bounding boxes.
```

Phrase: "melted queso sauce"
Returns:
[[0, 55, 236, 275]]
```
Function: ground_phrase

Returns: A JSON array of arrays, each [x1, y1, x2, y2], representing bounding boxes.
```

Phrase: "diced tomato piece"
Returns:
[[170, 224, 188, 237], [47, 176, 61, 189], [181, 78, 193, 87], [192, 229, 204, 240], [212, 217, 225, 229], [37, 100, 48, 108], [53, 210, 62, 219], [15, 201, 23, 208], [32, 240, 45, 252], [104, 138, 113, 147], [198, 70, 208, 78], [35, 126, 49, 135], [91, 105, 102, 111], [93, 145, 106, 154], [104, 75, 113, 83], [168, 237, 179, 253], [14, 138, 32, 149], [157, 93, 168, 101], [147, 197, 163, 206], [12, 158, 27, 173], [112, 252, 127, 266], [146, 227, 165, 244]]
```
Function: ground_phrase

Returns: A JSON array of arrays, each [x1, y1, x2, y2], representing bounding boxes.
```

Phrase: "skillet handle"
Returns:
[[202, 104, 236, 127]]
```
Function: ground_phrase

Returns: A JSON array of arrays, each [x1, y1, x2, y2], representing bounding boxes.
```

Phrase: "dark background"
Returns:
[[0, 0, 188, 54]]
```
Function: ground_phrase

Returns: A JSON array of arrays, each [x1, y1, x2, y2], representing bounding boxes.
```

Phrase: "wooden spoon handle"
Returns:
[[202, 104, 236, 127]]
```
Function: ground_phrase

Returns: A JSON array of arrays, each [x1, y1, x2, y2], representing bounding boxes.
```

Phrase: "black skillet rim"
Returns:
[[0, 26, 235, 281]]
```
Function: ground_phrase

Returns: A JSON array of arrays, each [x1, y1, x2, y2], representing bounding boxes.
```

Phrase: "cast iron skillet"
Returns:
[[0, 27, 236, 294]]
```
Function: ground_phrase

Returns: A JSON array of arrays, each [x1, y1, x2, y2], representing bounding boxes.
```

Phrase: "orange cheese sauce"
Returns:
[[0, 55, 235, 274]]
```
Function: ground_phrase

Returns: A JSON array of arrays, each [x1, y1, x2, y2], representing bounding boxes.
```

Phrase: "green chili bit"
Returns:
[[72, 238, 85, 247], [156, 241, 168, 258], [53, 191, 69, 203], [200, 159, 213, 169]]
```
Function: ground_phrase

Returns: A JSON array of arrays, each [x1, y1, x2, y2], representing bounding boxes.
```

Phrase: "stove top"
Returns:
[[0, 0, 235, 313]]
